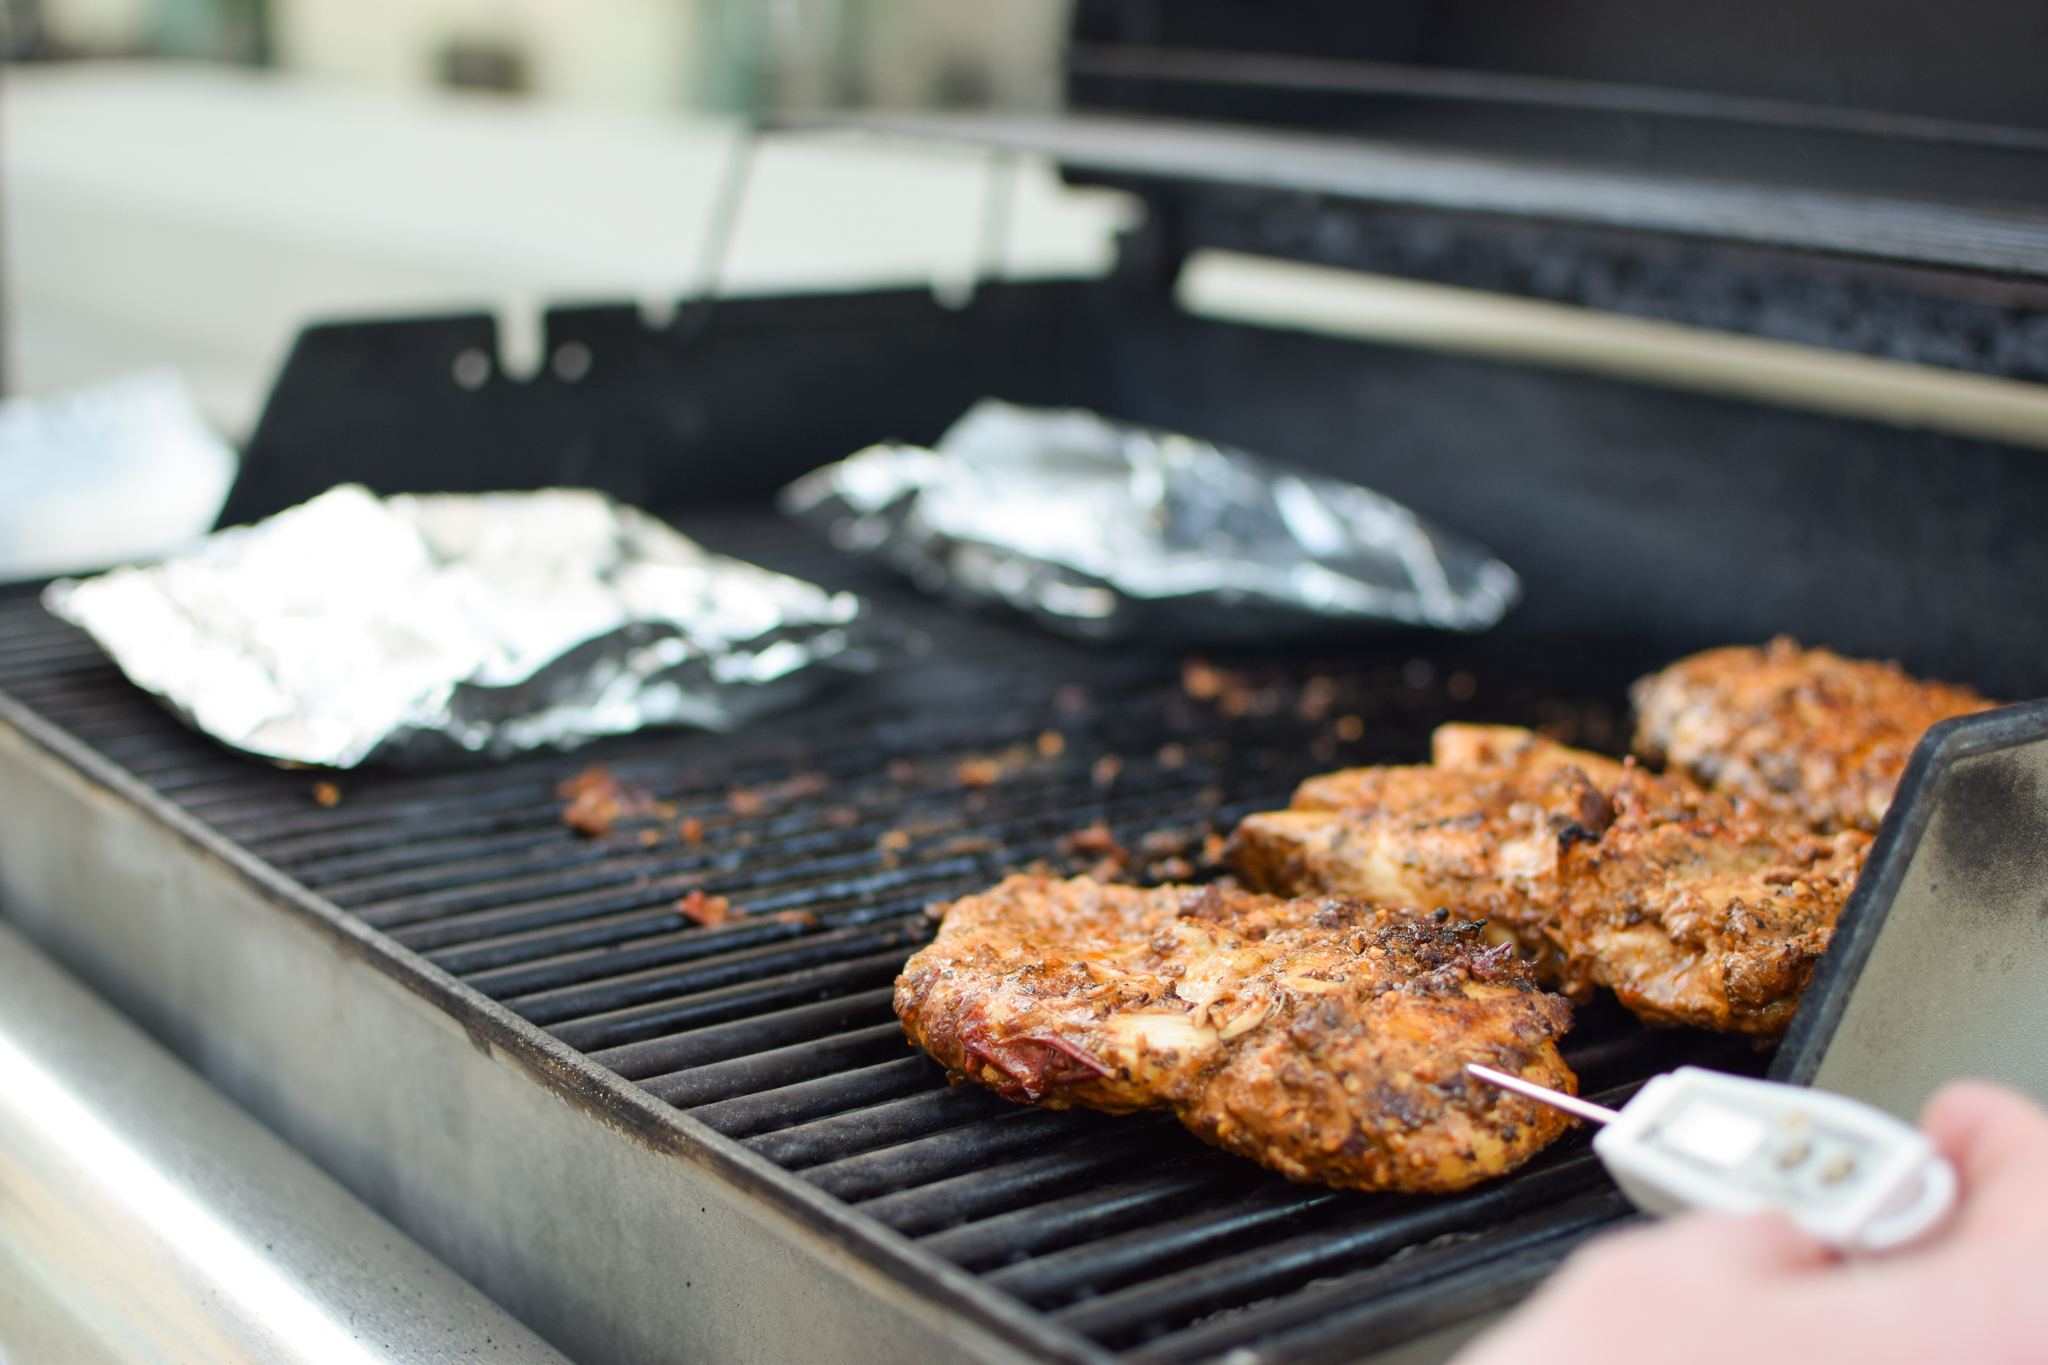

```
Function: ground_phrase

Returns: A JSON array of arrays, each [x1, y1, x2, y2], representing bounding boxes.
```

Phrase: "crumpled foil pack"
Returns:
[[779, 400, 1520, 644], [44, 484, 872, 768]]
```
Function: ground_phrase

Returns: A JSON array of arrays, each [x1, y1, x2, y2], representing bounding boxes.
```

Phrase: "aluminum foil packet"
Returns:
[[778, 399, 1520, 644], [44, 485, 872, 768]]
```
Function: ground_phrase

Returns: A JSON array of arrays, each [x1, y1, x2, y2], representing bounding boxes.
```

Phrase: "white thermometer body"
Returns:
[[1468, 1064, 1957, 1254]]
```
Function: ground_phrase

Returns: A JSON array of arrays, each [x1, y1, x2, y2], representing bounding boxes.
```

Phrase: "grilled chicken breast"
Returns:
[[1555, 770, 1869, 1038], [1230, 724, 1869, 1040], [1229, 725, 1623, 994], [896, 876, 1578, 1193], [1632, 637, 1996, 832]]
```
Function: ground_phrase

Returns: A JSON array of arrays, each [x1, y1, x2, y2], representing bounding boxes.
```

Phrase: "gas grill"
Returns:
[[6, 7, 2048, 1362], [0, 519, 1771, 1364]]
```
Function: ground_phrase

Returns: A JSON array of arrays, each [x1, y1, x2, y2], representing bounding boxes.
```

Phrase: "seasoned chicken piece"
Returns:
[[894, 875, 1240, 1114], [1230, 725, 1623, 993], [1556, 770, 1869, 1039], [1632, 637, 1997, 832], [1232, 723, 1869, 1038], [1291, 723, 1627, 811], [1431, 723, 1631, 788], [895, 876, 1578, 1193], [1176, 906, 1579, 1192]]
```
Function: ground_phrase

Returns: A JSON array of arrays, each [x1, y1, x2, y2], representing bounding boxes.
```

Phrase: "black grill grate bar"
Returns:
[[369, 843, 973, 945], [429, 888, 936, 980], [323, 808, 904, 898], [54, 734, 194, 772], [983, 1182, 1343, 1310], [0, 592, 78, 623], [1, 681, 162, 720], [16, 711, 219, 766], [1127, 1189, 1631, 1365], [0, 671, 126, 706], [247, 747, 904, 879], [344, 749, 1235, 930], [545, 950, 909, 1053], [141, 761, 298, 797], [395, 863, 954, 961], [27, 681, 178, 718], [592, 987, 898, 1080], [0, 656, 142, 688], [89, 745, 235, 783], [356, 851, 713, 926], [128, 762, 262, 795], [458, 913, 815, 998], [1050, 1149, 1607, 1348], [697, 1055, 948, 1141], [916, 1163, 1249, 1273], [689, 858, 984, 921], [339, 787, 977, 919], [201, 781, 559, 850], [1563, 1027, 1739, 1092], [281, 821, 588, 893], [503, 918, 923, 1024], [0, 674, 141, 718], [0, 640, 93, 671], [0, 652, 113, 686], [733, 1073, 1010, 1162], [858, 1120, 1182, 1238], [27, 703, 213, 749], [802, 1106, 1109, 1205], [426, 904, 697, 976], [0, 621, 101, 658], [0, 677, 122, 718], [642, 1022, 911, 1109], [418, 795, 1173, 974], [379, 879, 684, 944], [55, 714, 202, 750], [296, 749, 1253, 970], [131, 763, 275, 798]]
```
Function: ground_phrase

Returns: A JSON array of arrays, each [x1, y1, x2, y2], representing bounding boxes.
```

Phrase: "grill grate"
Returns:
[[0, 508, 1764, 1362]]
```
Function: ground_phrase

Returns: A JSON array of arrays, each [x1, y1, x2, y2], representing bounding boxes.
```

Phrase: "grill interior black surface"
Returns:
[[0, 508, 1767, 1363]]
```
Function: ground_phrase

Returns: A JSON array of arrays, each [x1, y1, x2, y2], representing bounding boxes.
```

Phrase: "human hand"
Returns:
[[1450, 1080, 2048, 1365]]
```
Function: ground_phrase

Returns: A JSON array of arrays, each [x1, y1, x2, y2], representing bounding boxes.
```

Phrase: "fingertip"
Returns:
[[1921, 1078, 2014, 1132], [1920, 1079, 2048, 1181]]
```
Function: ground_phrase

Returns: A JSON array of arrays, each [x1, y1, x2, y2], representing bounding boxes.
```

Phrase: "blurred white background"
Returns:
[[2, 0, 1131, 438], [20, 0, 1071, 112]]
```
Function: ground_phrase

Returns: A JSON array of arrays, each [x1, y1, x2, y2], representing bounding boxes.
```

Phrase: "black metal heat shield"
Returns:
[[224, 277, 2048, 698], [1773, 699, 2048, 1117]]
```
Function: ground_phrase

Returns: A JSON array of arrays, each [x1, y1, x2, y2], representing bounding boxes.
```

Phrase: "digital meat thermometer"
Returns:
[[1467, 1064, 1957, 1253]]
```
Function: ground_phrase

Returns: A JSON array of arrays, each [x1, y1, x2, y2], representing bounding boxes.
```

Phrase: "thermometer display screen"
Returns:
[[1654, 1101, 1770, 1169]]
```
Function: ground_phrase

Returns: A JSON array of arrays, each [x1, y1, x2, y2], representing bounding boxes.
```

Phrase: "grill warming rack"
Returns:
[[0, 508, 1761, 1364]]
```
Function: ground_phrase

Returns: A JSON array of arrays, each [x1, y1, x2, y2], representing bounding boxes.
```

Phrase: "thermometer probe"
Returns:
[[1466, 1064, 1957, 1253]]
